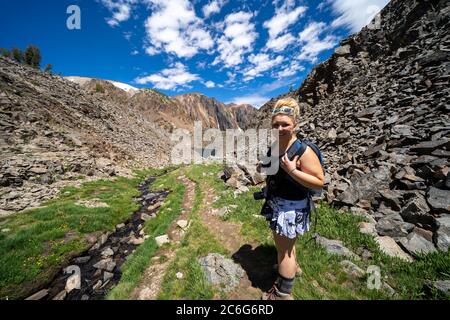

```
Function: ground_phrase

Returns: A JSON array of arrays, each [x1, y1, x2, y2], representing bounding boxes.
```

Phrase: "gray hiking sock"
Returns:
[[276, 274, 295, 294]]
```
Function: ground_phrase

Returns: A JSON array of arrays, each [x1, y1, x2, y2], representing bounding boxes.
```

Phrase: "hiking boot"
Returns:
[[272, 263, 303, 277], [261, 285, 294, 300]]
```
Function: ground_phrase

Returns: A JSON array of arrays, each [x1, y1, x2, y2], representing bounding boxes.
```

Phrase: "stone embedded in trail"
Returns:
[[427, 187, 450, 214], [375, 236, 413, 262], [176, 272, 184, 279], [177, 220, 189, 229], [198, 253, 245, 293], [314, 234, 360, 260], [155, 234, 170, 247]]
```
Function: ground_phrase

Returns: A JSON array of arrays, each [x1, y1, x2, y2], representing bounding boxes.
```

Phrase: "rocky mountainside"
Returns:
[[68, 77, 256, 132], [253, 0, 450, 258], [0, 58, 172, 216]]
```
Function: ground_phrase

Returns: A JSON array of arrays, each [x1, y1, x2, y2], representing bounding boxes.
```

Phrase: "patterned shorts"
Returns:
[[261, 197, 311, 239]]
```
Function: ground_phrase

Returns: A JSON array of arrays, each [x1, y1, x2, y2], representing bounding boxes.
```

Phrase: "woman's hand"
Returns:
[[280, 154, 300, 174]]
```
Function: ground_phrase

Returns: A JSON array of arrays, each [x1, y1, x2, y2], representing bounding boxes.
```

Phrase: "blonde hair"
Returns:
[[272, 97, 300, 121]]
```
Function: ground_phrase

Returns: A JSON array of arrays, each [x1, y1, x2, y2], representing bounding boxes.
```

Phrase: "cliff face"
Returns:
[[171, 93, 257, 131], [72, 79, 257, 132], [255, 0, 450, 256]]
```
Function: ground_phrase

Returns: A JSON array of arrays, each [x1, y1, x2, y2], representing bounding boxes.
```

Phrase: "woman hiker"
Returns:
[[259, 98, 324, 300]]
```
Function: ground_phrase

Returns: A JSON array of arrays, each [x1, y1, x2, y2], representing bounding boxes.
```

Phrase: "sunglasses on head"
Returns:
[[272, 106, 295, 115]]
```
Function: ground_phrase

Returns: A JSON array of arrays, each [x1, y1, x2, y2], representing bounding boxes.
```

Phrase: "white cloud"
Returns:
[[264, 4, 307, 39], [134, 62, 200, 90], [144, 0, 214, 58], [265, 33, 296, 52], [205, 80, 216, 88], [243, 53, 284, 81], [298, 21, 337, 63], [213, 11, 258, 68], [263, 2, 307, 53], [100, 0, 137, 27], [202, 0, 226, 18], [329, 0, 389, 32], [229, 94, 269, 109], [277, 61, 304, 78], [131, 50, 139, 55]]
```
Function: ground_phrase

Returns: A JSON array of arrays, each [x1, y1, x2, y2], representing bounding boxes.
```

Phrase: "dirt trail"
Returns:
[[131, 175, 196, 300], [131, 177, 275, 300], [198, 184, 275, 300]]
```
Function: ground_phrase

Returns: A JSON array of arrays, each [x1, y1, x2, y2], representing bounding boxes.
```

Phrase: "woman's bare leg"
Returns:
[[273, 231, 297, 279]]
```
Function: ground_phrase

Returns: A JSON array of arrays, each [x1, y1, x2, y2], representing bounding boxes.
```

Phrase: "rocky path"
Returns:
[[197, 184, 274, 300], [131, 175, 196, 300]]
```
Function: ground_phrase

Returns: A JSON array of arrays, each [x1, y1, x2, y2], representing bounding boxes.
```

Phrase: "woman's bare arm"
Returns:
[[289, 147, 324, 190]]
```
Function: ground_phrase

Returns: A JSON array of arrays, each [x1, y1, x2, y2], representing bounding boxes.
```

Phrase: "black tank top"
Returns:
[[265, 140, 309, 200]]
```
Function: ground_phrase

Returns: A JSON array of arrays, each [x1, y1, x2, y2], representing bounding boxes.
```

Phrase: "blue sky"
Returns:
[[0, 0, 389, 107]]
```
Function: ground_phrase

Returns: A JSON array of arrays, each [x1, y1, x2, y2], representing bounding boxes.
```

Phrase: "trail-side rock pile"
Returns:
[[253, 0, 450, 258], [0, 57, 172, 216]]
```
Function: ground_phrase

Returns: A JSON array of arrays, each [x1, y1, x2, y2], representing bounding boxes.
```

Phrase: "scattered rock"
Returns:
[[101, 248, 114, 258], [25, 289, 49, 300], [73, 256, 90, 264], [375, 236, 413, 262], [177, 220, 189, 229], [424, 280, 450, 298], [339, 260, 365, 278], [155, 234, 170, 247], [176, 272, 184, 279], [399, 230, 437, 256], [198, 253, 245, 292], [427, 187, 450, 214], [103, 271, 114, 282], [314, 234, 360, 260], [52, 290, 67, 300], [93, 258, 116, 272]]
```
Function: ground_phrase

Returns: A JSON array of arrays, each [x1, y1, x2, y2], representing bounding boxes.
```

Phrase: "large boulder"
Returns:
[[337, 166, 392, 206]]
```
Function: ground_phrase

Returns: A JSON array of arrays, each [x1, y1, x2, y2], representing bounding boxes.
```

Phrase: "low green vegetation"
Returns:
[[0, 167, 171, 299], [1, 163, 448, 300], [170, 164, 450, 300]]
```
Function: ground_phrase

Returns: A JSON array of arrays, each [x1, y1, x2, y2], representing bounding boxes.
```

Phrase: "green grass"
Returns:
[[0, 167, 173, 300], [107, 167, 186, 300], [173, 164, 450, 300], [157, 167, 228, 300]]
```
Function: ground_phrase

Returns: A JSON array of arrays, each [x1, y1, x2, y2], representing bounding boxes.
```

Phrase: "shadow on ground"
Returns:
[[232, 244, 277, 292]]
